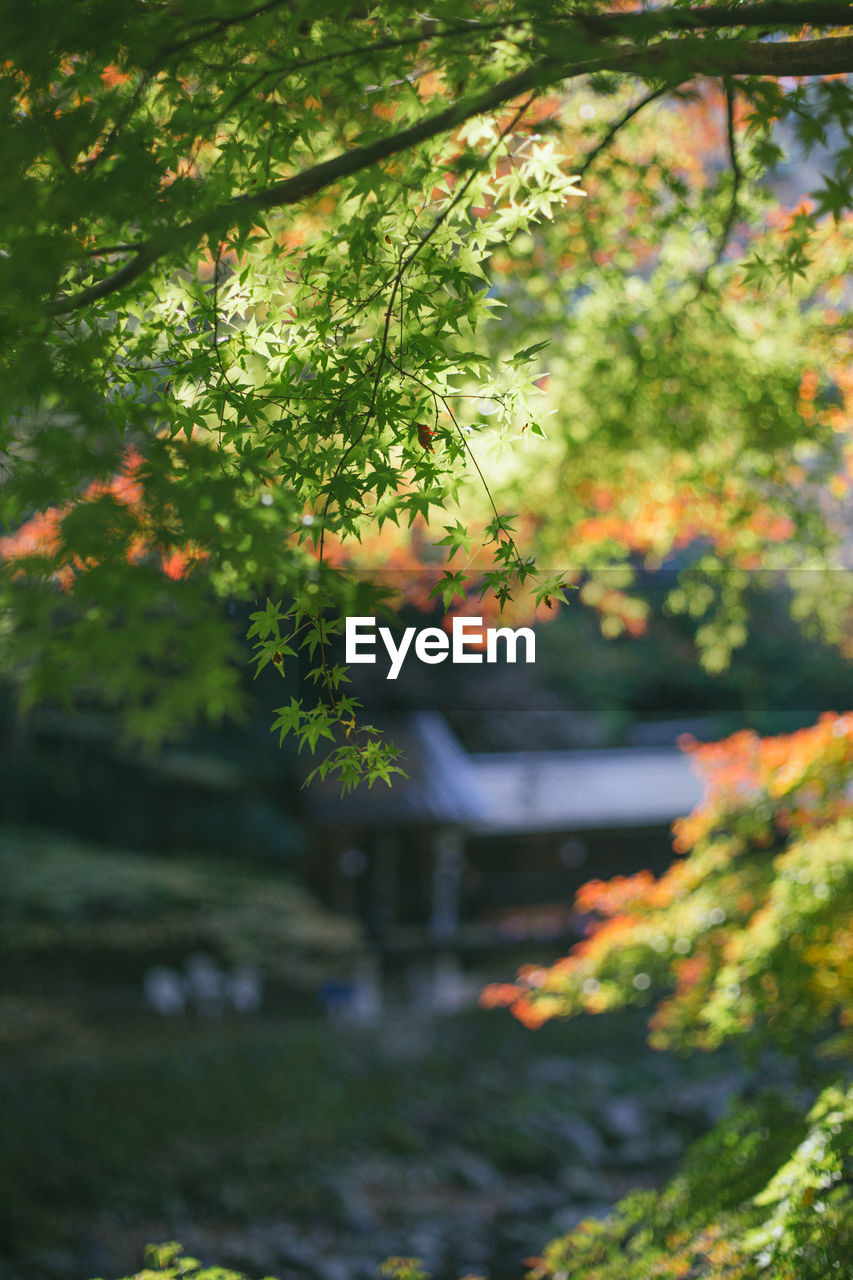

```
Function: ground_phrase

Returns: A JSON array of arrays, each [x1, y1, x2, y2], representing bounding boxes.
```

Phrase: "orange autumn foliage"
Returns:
[[481, 712, 853, 1052], [0, 447, 205, 586]]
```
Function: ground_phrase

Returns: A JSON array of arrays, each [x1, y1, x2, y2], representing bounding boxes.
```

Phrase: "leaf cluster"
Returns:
[[4, 1, 853, 776]]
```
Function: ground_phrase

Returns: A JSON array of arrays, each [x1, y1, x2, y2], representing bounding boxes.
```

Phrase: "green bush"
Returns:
[[530, 1082, 853, 1280], [101, 1242, 277, 1280], [0, 825, 363, 1039]]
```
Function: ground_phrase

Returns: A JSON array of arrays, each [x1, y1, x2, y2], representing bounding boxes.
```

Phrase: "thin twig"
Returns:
[[316, 91, 536, 569], [577, 85, 671, 178], [211, 243, 242, 467], [692, 77, 742, 298], [386, 355, 529, 582], [714, 78, 743, 268], [82, 243, 146, 258]]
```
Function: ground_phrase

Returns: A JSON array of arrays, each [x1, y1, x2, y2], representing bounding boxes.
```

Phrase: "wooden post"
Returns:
[[428, 826, 464, 942], [368, 831, 397, 944]]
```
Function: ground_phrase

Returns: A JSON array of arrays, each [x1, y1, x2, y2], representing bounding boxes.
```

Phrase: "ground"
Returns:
[[1, 1004, 758, 1280]]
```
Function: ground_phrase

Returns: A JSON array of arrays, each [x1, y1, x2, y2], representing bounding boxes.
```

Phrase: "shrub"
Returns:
[[481, 714, 853, 1276]]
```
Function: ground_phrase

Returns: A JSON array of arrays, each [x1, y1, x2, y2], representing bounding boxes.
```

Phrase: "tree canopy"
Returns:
[[4, 1, 853, 779]]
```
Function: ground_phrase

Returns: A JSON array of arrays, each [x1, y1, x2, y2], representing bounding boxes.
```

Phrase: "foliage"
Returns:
[[88, 1081, 853, 1280], [532, 573, 853, 741], [379, 1259, 431, 1280], [476, 708, 853, 1277], [4, 4, 853, 780], [528, 1081, 853, 1280], [481, 712, 853, 1053], [0, 825, 363, 1010], [1, 1004, 727, 1274], [102, 1242, 263, 1280]]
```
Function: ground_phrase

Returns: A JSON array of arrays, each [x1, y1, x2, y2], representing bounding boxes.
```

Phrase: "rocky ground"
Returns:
[[3, 1008, 752, 1280]]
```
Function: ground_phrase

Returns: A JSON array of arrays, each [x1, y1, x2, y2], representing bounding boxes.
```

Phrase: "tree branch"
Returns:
[[572, 2, 853, 40], [577, 85, 672, 178], [48, 59, 559, 315], [47, 31, 853, 317], [714, 79, 743, 268]]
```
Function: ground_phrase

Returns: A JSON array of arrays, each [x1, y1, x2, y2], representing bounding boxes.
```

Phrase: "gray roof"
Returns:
[[469, 747, 704, 834], [305, 714, 704, 835]]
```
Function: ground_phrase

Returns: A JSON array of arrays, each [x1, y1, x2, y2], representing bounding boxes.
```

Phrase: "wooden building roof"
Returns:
[[305, 714, 704, 835], [468, 747, 704, 834]]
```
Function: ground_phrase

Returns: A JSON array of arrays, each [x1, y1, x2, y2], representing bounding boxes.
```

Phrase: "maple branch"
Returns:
[[48, 59, 556, 316], [692, 78, 744, 297], [714, 79, 743, 268], [47, 30, 853, 316], [155, 0, 853, 60], [82, 243, 145, 257], [572, 1, 853, 40], [577, 85, 672, 178]]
